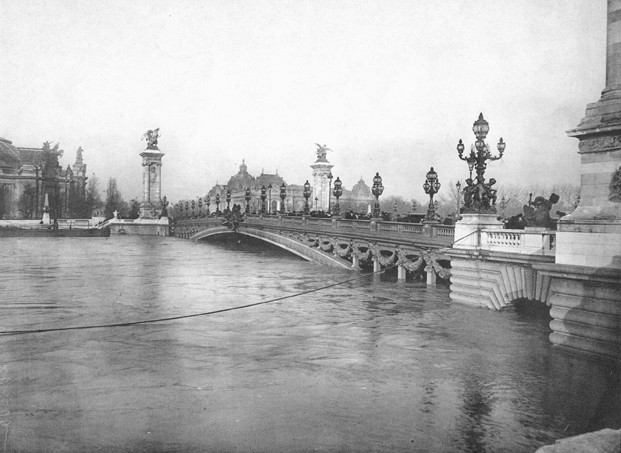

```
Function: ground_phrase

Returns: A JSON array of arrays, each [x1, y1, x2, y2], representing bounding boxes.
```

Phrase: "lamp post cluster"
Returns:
[[332, 177, 343, 216], [327, 172, 333, 213], [457, 113, 505, 213], [260, 185, 267, 214], [371, 172, 384, 218], [303, 180, 311, 215], [267, 184, 273, 214], [279, 183, 286, 214], [174, 120, 505, 222], [244, 188, 251, 213], [423, 167, 441, 222]]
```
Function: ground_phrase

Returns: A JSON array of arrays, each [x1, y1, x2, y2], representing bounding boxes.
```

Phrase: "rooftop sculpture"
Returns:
[[142, 128, 160, 150], [315, 143, 331, 162]]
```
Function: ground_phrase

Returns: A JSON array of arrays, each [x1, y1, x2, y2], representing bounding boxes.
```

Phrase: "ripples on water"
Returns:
[[0, 236, 619, 452]]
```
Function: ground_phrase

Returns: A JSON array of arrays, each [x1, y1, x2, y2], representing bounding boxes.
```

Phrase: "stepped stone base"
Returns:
[[108, 217, 169, 236], [534, 263, 621, 361], [535, 428, 621, 453]]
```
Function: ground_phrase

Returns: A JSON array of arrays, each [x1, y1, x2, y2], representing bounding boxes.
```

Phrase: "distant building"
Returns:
[[0, 137, 88, 219], [206, 161, 289, 213], [175, 158, 374, 217]]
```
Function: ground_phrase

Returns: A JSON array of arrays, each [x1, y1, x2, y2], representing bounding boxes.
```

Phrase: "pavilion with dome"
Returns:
[[199, 159, 373, 215]]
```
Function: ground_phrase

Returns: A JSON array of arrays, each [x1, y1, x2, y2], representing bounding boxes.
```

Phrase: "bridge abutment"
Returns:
[[539, 0, 621, 360]]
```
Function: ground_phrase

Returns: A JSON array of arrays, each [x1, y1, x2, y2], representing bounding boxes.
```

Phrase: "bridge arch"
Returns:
[[448, 256, 552, 310], [190, 226, 352, 269]]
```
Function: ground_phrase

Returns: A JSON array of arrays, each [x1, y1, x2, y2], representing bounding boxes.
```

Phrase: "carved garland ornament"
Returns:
[[423, 250, 451, 279], [331, 238, 353, 258], [368, 243, 397, 266], [578, 135, 621, 153], [352, 241, 372, 261], [396, 247, 425, 272], [318, 237, 334, 252]]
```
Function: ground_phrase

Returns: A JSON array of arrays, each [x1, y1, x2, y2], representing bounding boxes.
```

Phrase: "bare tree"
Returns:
[[104, 177, 124, 219]]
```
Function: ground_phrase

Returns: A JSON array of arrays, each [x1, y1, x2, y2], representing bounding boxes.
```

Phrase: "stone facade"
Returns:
[[0, 137, 88, 220]]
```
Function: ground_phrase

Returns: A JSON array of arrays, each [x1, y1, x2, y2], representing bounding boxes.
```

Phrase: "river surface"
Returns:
[[0, 235, 619, 452]]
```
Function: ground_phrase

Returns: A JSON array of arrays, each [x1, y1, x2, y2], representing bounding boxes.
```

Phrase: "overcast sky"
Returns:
[[0, 0, 607, 203]]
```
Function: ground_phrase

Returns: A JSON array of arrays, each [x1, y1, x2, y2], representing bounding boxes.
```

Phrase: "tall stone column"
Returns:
[[139, 129, 165, 220], [310, 144, 334, 213], [561, 0, 621, 268]]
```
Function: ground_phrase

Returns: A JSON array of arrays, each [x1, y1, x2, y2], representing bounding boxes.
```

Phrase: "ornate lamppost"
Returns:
[[205, 195, 210, 216], [198, 197, 203, 217], [303, 180, 311, 215], [267, 183, 272, 214], [215, 193, 221, 214], [244, 188, 251, 214], [226, 189, 231, 213], [327, 172, 333, 213], [423, 167, 441, 222], [393, 201, 398, 220], [332, 177, 343, 216], [456, 181, 462, 218], [280, 183, 286, 214], [260, 185, 267, 214], [457, 113, 506, 213], [185, 201, 189, 219], [191, 199, 196, 218], [371, 172, 384, 218]]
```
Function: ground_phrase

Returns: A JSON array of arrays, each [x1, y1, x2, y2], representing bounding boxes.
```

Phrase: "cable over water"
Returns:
[[0, 263, 397, 336]]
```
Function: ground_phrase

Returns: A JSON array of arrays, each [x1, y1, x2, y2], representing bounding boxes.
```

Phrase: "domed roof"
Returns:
[[351, 177, 371, 197], [0, 137, 22, 168], [227, 159, 256, 192]]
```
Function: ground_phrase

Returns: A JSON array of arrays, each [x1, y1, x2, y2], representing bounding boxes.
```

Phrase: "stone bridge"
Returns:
[[172, 213, 619, 360], [175, 214, 455, 284]]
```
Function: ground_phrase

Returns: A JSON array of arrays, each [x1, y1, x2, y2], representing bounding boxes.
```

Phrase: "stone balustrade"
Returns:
[[481, 228, 556, 256], [241, 214, 455, 244]]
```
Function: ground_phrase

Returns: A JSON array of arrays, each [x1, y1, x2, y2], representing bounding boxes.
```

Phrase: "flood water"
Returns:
[[0, 235, 619, 452]]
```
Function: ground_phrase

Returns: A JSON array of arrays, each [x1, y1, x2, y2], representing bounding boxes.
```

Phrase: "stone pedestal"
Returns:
[[310, 161, 333, 213], [453, 213, 504, 249]]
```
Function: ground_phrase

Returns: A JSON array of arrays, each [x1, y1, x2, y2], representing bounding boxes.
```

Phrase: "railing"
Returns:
[[336, 219, 372, 231], [0, 218, 101, 229], [176, 214, 455, 245], [481, 228, 556, 256]]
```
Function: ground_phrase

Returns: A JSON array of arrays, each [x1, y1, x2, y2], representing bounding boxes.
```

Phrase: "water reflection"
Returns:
[[0, 236, 619, 452]]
